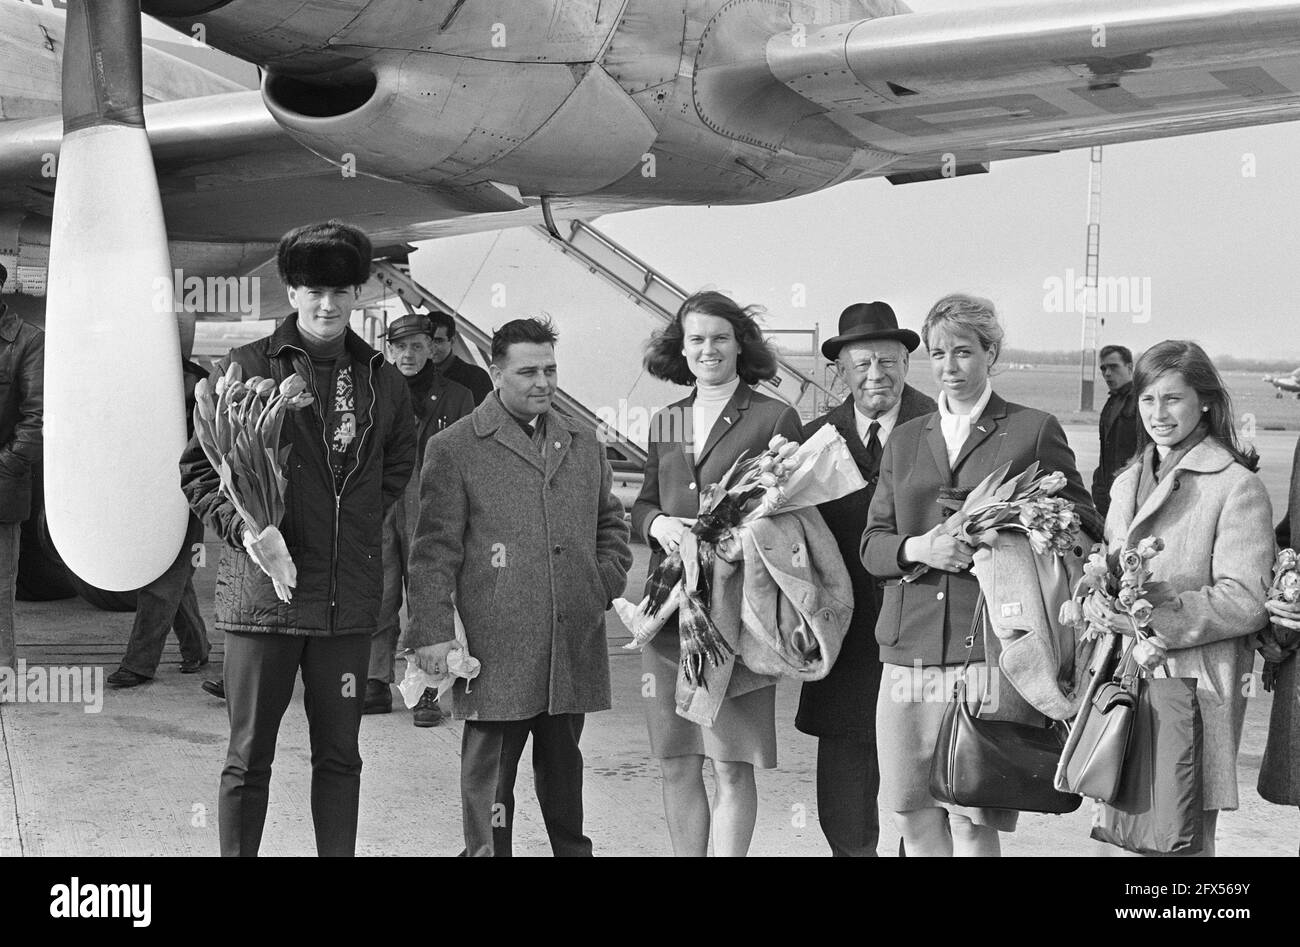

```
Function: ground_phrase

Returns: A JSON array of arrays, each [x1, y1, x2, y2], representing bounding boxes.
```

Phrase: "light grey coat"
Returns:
[[1106, 437, 1273, 811], [399, 393, 632, 721]]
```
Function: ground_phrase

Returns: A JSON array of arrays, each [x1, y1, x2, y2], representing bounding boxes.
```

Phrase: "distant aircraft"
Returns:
[[1264, 369, 1300, 398], [7, 0, 1300, 589]]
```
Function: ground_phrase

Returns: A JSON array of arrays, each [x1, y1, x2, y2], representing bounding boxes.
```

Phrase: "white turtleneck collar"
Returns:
[[691, 375, 741, 456]]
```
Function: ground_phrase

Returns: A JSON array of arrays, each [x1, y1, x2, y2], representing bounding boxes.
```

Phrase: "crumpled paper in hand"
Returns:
[[398, 646, 481, 706], [397, 609, 481, 707]]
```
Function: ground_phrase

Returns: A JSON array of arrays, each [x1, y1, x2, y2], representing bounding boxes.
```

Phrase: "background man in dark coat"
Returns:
[[0, 263, 43, 678], [107, 358, 212, 687], [365, 312, 474, 724], [1092, 343, 1138, 517], [402, 317, 631, 857], [180, 221, 416, 856], [424, 310, 493, 405], [796, 302, 935, 857]]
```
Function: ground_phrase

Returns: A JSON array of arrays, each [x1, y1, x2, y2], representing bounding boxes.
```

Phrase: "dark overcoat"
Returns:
[[399, 393, 632, 721], [0, 305, 43, 523], [794, 384, 936, 738]]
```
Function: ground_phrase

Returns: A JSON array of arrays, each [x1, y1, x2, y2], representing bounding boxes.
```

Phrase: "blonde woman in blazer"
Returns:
[[1087, 340, 1272, 857], [631, 291, 802, 857], [862, 293, 1103, 857]]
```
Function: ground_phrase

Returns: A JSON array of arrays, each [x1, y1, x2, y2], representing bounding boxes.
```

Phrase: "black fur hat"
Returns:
[[276, 220, 372, 289]]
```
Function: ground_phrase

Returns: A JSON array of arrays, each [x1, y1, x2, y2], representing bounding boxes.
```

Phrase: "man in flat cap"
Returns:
[[180, 220, 416, 856], [796, 301, 935, 857], [364, 313, 475, 725]]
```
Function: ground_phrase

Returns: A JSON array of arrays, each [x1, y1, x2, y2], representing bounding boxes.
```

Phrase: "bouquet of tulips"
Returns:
[[903, 461, 1081, 582], [615, 426, 865, 688], [193, 363, 315, 602], [1058, 537, 1166, 642], [1257, 548, 1300, 691]]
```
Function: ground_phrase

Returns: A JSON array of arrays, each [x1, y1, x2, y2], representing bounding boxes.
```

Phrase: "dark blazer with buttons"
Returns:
[[862, 390, 1103, 668], [631, 383, 803, 694], [795, 385, 936, 738]]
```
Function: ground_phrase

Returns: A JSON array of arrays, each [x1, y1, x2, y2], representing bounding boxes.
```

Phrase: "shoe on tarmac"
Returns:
[[201, 678, 226, 700], [179, 656, 210, 674], [412, 687, 443, 728], [107, 667, 151, 688], [364, 678, 393, 715]]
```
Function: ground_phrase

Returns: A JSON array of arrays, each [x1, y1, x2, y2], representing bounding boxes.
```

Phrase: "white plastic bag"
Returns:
[[397, 608, 480, 707]]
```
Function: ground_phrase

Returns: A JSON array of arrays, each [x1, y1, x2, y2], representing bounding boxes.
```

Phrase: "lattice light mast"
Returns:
[[1078, 146, 1104, 411]]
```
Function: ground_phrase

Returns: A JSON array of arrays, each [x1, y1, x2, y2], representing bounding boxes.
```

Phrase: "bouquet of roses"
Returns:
[[903, 461, 1081, 582], [1058, 537, 1167, 657], [192, 363, 315, 602], [615, 426, 866, 688], [1257, 548, 1300, 691]]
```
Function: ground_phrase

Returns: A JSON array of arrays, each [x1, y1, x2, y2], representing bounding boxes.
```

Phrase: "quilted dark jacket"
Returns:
[[179, 317, 416, 636]]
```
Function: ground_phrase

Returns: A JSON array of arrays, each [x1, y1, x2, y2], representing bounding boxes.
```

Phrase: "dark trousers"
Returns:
[[0, 522, 18, 671], [460, 712, 591, 857], [367, 506, 404, 683], [816, 734, 881, 857], [120, 514, 209, 677], [219, 630, 370, 857]]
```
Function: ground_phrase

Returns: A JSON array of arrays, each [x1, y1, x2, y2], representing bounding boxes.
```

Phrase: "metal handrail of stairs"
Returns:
[[369, 259, 648, 467], [540, 219, 834, 416]]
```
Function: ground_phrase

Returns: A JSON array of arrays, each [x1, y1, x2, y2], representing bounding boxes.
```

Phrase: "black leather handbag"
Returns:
[[929, 594, 1083, 815]]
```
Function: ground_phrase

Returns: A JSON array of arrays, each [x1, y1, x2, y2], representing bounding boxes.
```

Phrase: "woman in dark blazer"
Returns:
[[861, 293, 1103, 857], [631, 291, 802, 857]]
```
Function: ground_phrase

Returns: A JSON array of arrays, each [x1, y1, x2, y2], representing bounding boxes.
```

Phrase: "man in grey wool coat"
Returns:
[[401, 315, 632, 857]]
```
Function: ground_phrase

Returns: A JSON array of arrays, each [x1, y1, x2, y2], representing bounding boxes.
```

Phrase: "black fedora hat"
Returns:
[[821, 301, 921, 360]]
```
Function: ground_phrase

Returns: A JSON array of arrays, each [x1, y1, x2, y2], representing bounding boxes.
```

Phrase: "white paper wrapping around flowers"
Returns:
[[398, 608, 481, 708], [743, 423, 867, 521]]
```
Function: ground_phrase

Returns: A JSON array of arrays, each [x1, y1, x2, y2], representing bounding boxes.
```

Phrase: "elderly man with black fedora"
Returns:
[[364, 312, 475, 724], [796, 301, 935, 857]]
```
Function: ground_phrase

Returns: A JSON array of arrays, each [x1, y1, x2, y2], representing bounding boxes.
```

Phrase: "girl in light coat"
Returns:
[[1087, 340, 1272, 856]]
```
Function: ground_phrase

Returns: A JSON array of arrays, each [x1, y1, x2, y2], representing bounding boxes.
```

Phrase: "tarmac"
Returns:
[[1, 425, 1297, 857]]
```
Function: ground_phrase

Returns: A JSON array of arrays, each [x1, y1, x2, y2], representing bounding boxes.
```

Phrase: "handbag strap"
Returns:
[[952, 590, 988, 704]]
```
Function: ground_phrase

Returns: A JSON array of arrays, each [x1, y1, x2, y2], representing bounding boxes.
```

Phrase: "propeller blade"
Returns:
[[44, 0, 189, 590]]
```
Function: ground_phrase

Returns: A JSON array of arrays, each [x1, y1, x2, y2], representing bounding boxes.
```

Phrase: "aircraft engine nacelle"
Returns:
[[260, 54, 658, 197]]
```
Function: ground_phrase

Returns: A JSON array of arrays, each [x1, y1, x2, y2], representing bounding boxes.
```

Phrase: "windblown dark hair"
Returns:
[[643, 290, 779, 386], [426, 309, 456, 340], [491, 315, 558, 364], [276, 219, 372, 289], [0, 262, 7, 290], [1132, 339, 1258, 471]]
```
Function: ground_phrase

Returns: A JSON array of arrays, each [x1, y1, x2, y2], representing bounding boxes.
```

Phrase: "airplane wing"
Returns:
[[720, 0, 1300, 181], [0, 90, 607, 250]]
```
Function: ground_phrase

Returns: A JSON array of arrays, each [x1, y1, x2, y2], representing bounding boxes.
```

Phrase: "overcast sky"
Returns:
[[599, 0, 1300, 362]]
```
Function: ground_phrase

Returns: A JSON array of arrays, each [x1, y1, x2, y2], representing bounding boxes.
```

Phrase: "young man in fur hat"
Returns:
[[180, 220, 416, 856]]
